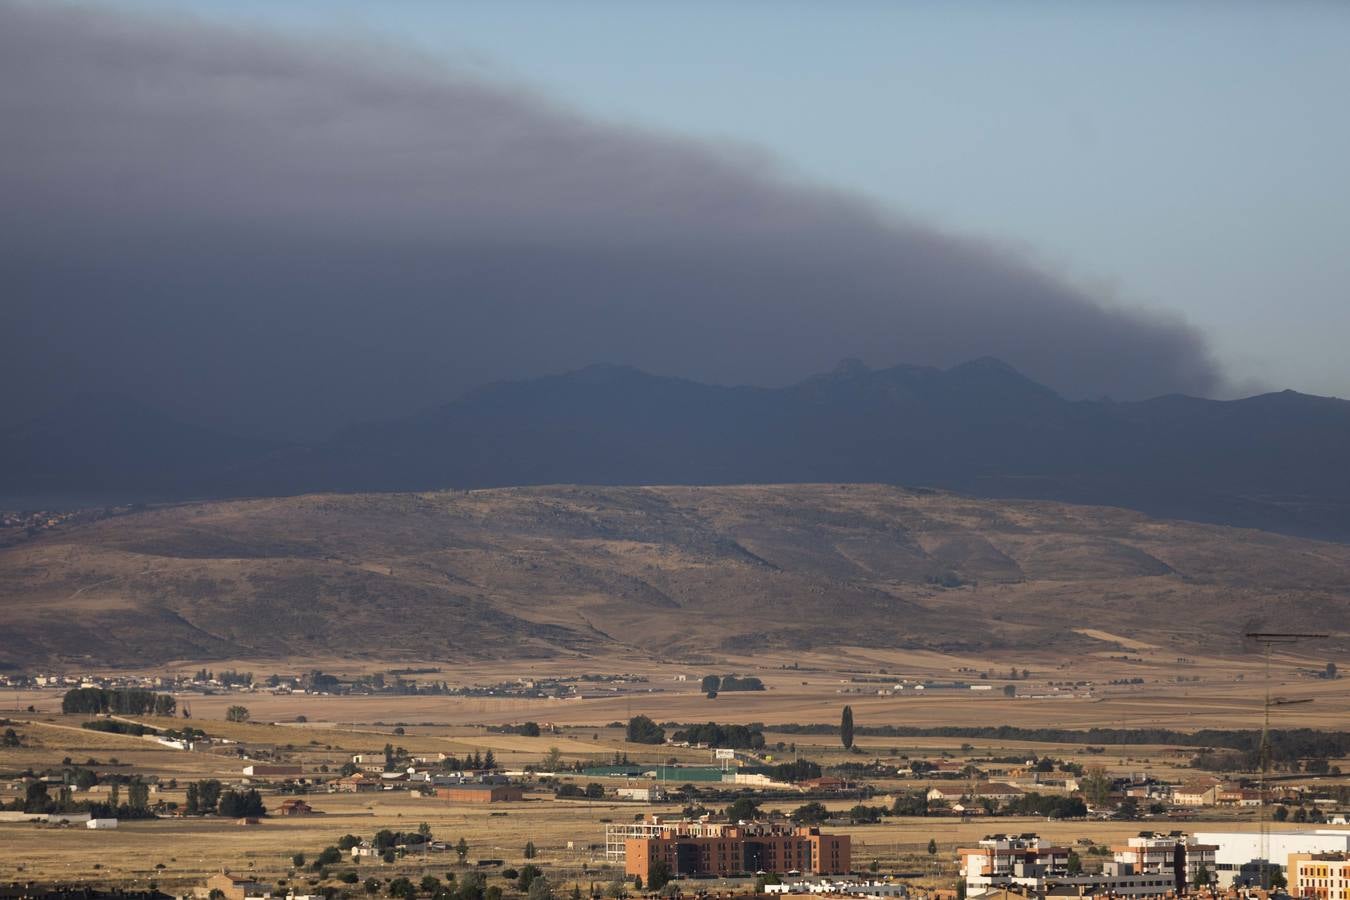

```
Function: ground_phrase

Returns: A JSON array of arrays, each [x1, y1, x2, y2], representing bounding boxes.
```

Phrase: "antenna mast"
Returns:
[[1244, 631, 1326, 890]]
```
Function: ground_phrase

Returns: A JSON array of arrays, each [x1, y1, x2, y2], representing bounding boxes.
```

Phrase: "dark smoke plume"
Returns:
[[0, 2, 1223, 438]]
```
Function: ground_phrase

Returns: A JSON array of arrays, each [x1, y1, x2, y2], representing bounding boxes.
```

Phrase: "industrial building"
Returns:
[[242, 764, 303, 777], [1195, 830, 1350, 887], [435, 784, 524, 803]]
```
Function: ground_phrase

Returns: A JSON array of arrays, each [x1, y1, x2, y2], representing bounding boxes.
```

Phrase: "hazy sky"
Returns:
[[111, 0, 1350, 399], [5, 1, 1348, 439]]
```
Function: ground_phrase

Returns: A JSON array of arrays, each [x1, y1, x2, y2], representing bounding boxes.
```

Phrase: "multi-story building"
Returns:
[[1112, 832, 1218, 888], [605, 817, 725, 864], [1288, 852, 1350, 899], [618, 818, 849, 880], [960, 834, 1210, 899]]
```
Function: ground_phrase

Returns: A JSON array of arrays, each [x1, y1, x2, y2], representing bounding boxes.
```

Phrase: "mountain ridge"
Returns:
[[6, 359, 1350, 541]]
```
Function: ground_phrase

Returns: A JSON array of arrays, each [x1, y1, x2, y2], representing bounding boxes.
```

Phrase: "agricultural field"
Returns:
[[3, 645, 1346, 894]]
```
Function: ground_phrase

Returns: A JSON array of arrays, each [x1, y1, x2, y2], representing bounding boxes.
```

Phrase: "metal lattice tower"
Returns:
[[1244, 631, 1326, 889]]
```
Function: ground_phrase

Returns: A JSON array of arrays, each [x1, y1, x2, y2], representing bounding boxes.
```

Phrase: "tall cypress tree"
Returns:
[[840, 705, 855, 750]]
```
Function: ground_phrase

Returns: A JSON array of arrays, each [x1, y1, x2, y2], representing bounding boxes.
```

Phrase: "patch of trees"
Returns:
[[439, 750, 496, 771], [831, 760, 894, 777], [670, 722, 765, 750], [217, 788, 266, 818], [1003, 792, 1088, 819], [626, 715, 666, 745], [62, 687, 176, 716], [371, 828, 430, 850], [1275, 804, 1332, 824], [648, 860, 673, 892], [1192, 748, 1341, 774], [847, 804, 888, 823], [415, 871, 487, 900], [890, 791, 930, 816], [4, 777, 157, 819], [715, 674, 765, 692], [82, 720, 153, 736], [84, 788, 158, 821], [725, 797, 761, 821], [764, 759, 822, 782], [494, 722, 542, 737], [162, 726, 208, 742], [793, 801, 829, 824], [185, 779, 223, 814], [555, 782, 605, 799]]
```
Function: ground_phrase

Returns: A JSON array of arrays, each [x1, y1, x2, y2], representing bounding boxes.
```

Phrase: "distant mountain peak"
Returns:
[[830, 357, 872, 377], [947, 356, 1024, 378], [570, 362, 645, 377], [13, 357, 1350, 543]]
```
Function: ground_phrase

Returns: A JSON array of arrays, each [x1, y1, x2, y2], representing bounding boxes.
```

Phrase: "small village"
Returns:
[[4, 677, 1350, 900], [6, 5, 1348, 900]]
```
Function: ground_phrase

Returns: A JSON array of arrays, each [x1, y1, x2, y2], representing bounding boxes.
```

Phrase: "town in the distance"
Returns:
[[7, 3, 1350, 900], [4, 654, 1349, 900]]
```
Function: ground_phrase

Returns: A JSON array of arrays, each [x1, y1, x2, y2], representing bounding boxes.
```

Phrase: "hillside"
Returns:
[[2, 484, 1348, 668]]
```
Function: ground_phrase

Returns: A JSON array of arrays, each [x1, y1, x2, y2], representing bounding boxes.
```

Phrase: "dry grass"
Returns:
[[3, 484, 1349, 889], [3, 643, 1347, 893], [0, 784, 1277, 894], [3, 484, 1349, 668]]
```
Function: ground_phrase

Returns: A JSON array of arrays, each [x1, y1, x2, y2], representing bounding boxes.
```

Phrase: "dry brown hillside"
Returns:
[[3, 484, 1348, 668]]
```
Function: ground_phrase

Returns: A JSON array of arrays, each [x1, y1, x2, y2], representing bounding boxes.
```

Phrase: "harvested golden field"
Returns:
[[4, 658, 1346, 896], [0, 706, 1300, 895]]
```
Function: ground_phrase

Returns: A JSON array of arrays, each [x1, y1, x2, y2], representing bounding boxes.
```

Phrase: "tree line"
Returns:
[[670, 722, 765, 750], [185, 778, 265, 817], [62, 687, 176, 716], [768, 722, 1350, 758]]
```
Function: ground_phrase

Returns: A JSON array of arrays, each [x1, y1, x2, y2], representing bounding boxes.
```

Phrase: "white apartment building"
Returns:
[[1113, 832, 1218, 886], [961, 833, 1213, 899]]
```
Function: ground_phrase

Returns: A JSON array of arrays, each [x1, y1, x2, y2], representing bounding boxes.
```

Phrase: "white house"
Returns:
[[616, 785, 667, 802]]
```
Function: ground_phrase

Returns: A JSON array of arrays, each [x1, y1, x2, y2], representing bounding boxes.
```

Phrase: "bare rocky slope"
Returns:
[[2, 484, 1348, 668]]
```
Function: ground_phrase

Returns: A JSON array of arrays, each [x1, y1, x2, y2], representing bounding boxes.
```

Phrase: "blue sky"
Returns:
[[108, 0, 1350, 397]]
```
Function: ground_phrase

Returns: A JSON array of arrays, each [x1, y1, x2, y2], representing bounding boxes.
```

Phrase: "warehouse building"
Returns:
[[436, 784, 524, 803], [1195, 830, 1350, 887]]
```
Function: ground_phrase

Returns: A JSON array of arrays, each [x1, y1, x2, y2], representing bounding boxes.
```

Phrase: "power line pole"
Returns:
[[1244, 631, 1326, 890]]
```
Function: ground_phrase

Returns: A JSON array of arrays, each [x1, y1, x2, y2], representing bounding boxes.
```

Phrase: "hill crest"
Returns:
[[2, 483, 1346, 668]]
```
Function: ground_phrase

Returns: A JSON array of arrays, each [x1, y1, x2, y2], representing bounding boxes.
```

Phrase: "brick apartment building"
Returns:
[[625, 823, 850, 880]]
